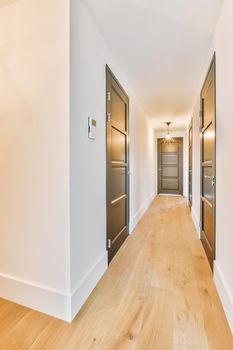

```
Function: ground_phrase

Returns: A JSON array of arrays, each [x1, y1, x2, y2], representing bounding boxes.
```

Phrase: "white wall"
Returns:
[[0, 0, 70, 320], [154, 130, 188, 197], [70, 0, 156, 319], [191, 0, 233, 332], [190, 103, 201, 234], [0, 0, 156, 323], [129, 109, 156, 232], [213, 0, 233, 332]]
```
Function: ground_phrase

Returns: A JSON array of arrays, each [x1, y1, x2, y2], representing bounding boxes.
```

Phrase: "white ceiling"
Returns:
[[84, 0, 223, 131]]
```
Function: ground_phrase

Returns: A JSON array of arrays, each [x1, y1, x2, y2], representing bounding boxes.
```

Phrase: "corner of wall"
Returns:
[[70, 252, 108, 321], [214, 261, 233, 333], [129, 192, 156, 234], [0, 251, 108, 323], [191, 206, 200, 238]]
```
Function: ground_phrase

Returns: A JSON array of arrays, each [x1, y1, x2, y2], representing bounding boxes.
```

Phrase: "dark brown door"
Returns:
[[158, 138, 183, 195], [106, 66, 129, 263], [188, 120, 193, 206], [200, 55, 216, 270]]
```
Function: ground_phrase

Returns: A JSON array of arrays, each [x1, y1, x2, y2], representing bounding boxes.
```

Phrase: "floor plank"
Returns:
[[0, 196, 232, 349]]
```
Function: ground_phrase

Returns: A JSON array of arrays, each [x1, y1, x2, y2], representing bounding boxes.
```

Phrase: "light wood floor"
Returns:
[[0, 196, 232, 349]]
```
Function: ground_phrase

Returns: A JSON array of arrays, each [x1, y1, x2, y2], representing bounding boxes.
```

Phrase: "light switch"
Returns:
[[88, 117, 97, 140]]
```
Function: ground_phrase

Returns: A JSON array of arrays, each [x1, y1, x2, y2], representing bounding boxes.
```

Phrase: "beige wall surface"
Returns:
[[70, 0, 156, 319], [0, 0, 70, 319], [213, 0, 233, 332]]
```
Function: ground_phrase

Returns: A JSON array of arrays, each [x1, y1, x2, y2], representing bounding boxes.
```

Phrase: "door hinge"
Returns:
[[211, 176, 215, 187], [199, 220, 202, 229], [199, 110, 203, 118], [107, 92, 111, 102], [107, 113, 111, 122], [107, 239, 112, 249]]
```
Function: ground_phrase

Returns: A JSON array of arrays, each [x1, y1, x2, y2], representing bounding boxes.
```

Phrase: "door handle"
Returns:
[[120, 171, 132, 176]]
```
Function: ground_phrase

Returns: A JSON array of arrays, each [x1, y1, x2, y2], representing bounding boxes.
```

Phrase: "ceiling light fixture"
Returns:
[[165, 122, 172, 140], [162, 122, 174, 144]]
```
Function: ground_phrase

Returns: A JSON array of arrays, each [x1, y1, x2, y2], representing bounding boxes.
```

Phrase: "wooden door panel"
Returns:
[[162, 142, 178, 153], [106, 66, 129, 263], [203, 202, 214, 249], [111, 128, 126, 162], [111, 89, 127, 131], [158, 138, 183, 195], [203, 124, 214, 162], [203, 80, 214, 129], [162, 178, 179, 190], [162, 153, 178, 165], [110, 167, 126, 200], [162, 166, 178, 177], [203, 167, 214, 204], [200, 55, 216, 270], [111, 200, 127, 239]]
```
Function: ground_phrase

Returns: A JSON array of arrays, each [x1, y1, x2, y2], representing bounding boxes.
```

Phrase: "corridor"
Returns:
[[0, 196, 232, 349]]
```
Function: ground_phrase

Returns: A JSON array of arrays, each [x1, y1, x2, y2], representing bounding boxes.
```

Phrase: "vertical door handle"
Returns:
[[120, 171, 132, 176]]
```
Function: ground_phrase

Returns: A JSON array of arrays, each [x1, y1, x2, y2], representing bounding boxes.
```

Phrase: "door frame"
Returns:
[[106, 65, 130, 263], [188, 119, 193, 207], [200, 53, 216, 269], [157, 137, 183, 195]]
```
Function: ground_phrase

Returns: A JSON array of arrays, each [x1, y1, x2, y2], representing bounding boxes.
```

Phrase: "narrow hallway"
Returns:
[[0, 197, 232, 349]]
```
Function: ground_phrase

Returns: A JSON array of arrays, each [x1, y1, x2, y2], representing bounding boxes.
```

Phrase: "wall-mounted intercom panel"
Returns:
[[88, 117, 97, 140]]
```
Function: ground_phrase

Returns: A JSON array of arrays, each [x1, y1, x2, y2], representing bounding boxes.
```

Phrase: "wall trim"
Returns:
[[70, 251, 108, 322], [191, 207, 200, 238], [0, 272, 70, 321], [214, 262, 233, 333], [129, 192, 156, 234], [0, 251, 108, 323]]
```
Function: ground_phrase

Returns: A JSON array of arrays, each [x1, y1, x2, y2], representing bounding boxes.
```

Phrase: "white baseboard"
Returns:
[[70, 251, 108, 322], [158, 193, 182, 197], [191, 207, 200, 238], [0, 251, 108, 323], [0, 273, 70, 321], [214, 262, 233, 333], [129, 192, 156, 234]]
